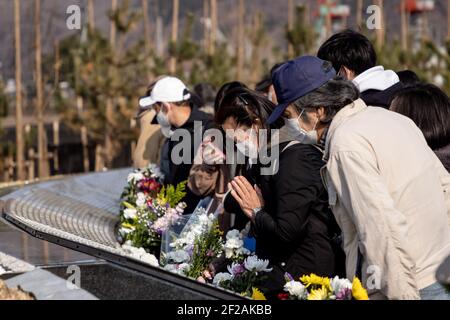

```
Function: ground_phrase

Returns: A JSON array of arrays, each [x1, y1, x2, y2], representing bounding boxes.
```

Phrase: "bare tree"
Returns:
[[14, 0, 25, 181], [35, 0, 49, 178], [376, 0, 385, 49], [88, 0, 95, 31], [210, 0, 218, 55], [169, 0, 179, 74], [236, 0, 245, 81]]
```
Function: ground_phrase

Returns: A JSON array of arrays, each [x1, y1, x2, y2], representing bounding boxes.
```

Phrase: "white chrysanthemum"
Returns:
[[140, 253, 159, 267], [284, 281, 307, 299], [244, 255, 272, 273], [148, 163, 164, 179], [123, 208, 137, 220], [237, 247, 251, 256], [213, 272, 233, 286], [135, 192, 147, 208], [167, 250, 191, 263], [226, 229, 241, 240], [330, 276, 353, 295], [225, 238, 243, 249], [127, 171, 144, 183], [224, 238, 244, 259], [119, 226, 135, 236]]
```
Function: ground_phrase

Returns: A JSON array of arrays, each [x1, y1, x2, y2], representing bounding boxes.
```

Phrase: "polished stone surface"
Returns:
[[0, 220, 95, 268], [5, 268, 98, 300]]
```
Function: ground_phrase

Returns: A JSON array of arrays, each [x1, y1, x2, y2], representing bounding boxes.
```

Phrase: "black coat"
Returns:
[[165, 107, 214, 213], [360, 82, 404, 109], [252, 142, 345, 294]]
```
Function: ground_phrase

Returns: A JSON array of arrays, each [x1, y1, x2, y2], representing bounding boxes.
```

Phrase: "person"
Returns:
[[138, 76, 214, 213], [193, 83, 216, 115], [390, 83, 450, 173], [267, 55, 450, 300], [133, 77, 167, 169], [216, 86, 344, 297], [317, 30, 403, 108], [397, 70, 420, 86], [255, 62, 284, 104], [214, 81, 248, 114], [187, 81, 248, 231]]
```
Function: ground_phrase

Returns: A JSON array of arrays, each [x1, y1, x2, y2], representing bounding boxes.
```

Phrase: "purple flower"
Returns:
[[227, 263, 246, 277], [335, 288, 352, 300], [284, 272, 294, 282]]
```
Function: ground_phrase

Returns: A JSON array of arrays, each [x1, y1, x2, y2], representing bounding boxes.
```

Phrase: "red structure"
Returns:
[[405, 0, 435, 13]]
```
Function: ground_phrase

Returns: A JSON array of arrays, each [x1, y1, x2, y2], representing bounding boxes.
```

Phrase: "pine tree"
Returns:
[[53, 0, 153, 169], [285, 5, 316, 59]]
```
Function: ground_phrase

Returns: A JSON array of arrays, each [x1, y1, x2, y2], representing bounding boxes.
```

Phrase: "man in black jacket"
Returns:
[[139, 77, 214, 213], [317, 30, 403, 108]]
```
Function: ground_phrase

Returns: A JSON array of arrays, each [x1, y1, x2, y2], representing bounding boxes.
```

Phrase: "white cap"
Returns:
[[139, 76, 191, 108]]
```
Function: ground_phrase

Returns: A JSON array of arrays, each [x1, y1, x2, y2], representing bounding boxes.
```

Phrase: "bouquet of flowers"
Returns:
[[121, 164, 164, 205], [279, 273, 369, 300], [118, 164, 187, 256], [212, 255, 271, 299], [162, 208, 223, 279]]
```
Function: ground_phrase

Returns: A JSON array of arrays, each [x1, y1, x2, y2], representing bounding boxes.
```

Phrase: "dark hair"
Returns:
[[193, 83, 216, 106], [214, 81, 248, 113], [317, 30, 377, 76], [293, 78, 360, 123], [215, 87, 284, 129], [397, 70, 420, 86], [390, 83, 450, 150], [255, 75, 272, 93]]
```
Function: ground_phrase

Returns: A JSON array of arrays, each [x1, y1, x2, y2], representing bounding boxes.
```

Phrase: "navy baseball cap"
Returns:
[[267, 56, 336, 124]]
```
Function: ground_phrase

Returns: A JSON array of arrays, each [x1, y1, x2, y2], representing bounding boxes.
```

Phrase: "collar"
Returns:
[[353, 66, 400, 93], [323, 98, 367, 161]]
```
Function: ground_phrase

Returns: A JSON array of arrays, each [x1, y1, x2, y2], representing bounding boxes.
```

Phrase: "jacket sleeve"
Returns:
[[327, 150, 420, 300], [254, 146, 323, 244], [434, 155, 450, 226]]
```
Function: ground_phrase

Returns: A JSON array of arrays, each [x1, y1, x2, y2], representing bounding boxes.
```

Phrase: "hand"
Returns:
[[202, 141, 225, 165], [228, 176, 264, 221]]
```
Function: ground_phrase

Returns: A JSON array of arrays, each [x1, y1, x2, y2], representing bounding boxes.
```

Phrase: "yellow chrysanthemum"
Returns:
[[251, 288, 267, 300], [300, 274, 332, 291], [352, 277, 369, 300], [307, 286, 330, 300]]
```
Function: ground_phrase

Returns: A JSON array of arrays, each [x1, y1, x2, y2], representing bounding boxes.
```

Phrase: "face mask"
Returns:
[[156, 110, 173, 138], [235, 129, 259, 162], [284, 110, 318, 145]]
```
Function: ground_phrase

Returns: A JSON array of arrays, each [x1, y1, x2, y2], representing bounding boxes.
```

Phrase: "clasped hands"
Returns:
[[228, 176, 264, 222]]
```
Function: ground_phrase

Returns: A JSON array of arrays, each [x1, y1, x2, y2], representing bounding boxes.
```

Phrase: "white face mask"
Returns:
[[235, 129, 259, 162], [156, 109, 173, 138], [284, 110, 318, 145]]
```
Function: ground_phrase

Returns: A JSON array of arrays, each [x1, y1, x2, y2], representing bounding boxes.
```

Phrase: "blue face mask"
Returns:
[[284, 110, 318, 145]]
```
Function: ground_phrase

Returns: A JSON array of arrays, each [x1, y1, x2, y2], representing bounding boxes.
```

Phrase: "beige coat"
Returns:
[[323, 99, 450, 300]]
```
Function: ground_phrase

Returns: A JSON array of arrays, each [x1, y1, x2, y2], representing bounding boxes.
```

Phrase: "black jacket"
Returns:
[[360, 82, 404, 109], [165, 107, 214, 213], [252, 142, 345, 294], [435, 144, 450, 173]]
